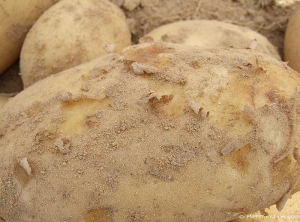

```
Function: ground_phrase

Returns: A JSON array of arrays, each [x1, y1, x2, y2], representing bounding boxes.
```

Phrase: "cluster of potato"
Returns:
[[0, 0, 59, 75], [0, 0, 300, 221]]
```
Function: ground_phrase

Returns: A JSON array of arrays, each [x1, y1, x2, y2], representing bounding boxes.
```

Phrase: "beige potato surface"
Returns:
[[146, 20, 281, 60], [20, 0, 131, 88], [284, 8, 300, 73], [0, 0, 58, 75], [1, 42, 300, 222], [231, 191, 300, 221]]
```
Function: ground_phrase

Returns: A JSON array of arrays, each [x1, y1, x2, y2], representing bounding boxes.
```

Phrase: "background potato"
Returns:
[[0, 0, 58, 75], [20, 0, 131, 88], [1, 42, 300, 221], [145, 20, 281, 60], [284, 8, 300, 73]]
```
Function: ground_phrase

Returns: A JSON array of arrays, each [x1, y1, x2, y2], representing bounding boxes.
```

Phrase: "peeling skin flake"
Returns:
[[282, 61, 292, 73], [221, 139, 239, 156], [54, 138, 71, 154], [248, 39, 258, 50], [20, 158, 32, 175], [103, 44, 116, 53], [189, 100, 201, 114], [188, 100, 209, 117], [131, 62, 158, 75], [276, 190, 291, 211], [138, 92, 173, 105], [81, 83, 90, 92], [60, 92, 73, 101]]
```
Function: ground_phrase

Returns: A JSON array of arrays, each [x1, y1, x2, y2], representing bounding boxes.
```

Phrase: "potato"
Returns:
[[145, 20, 281, 60], [1, 41, 300, 222], [0, 95, 9, 108], [0, 0, 58, 75], [284, 8, 300, 73], [20, 0, 131, 88], [231, 191, 300, 221]]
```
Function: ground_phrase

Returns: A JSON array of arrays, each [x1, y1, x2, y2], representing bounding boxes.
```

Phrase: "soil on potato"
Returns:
[[1, 0, 299, 94]]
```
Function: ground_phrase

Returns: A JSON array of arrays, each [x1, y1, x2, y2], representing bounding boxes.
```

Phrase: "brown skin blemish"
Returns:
[[82, 208, 112, 222], [224, 144, 251, 174], [271, 155, 299, 186], [124, 45, 174, 70], [265, 89, 291, 115], [189, 61, 201, 69]]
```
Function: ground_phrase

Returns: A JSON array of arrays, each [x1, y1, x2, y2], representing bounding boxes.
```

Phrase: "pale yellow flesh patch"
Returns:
[[60, 99, 110, 136]]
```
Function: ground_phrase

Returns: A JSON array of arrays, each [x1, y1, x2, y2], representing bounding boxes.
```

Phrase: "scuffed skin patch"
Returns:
[[224, 144, 252, 174], [60, 98, 111, 136], [82, 208, 112, 222]]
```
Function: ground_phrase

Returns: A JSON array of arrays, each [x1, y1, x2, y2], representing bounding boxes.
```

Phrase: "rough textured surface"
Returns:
[[20, 0, 131, 88], [0, 0, 58, 75], [231, 192, 300, 221], [1, 42, 300, 222], [145, 20, 281, 60], [284, 8, 300, 73]]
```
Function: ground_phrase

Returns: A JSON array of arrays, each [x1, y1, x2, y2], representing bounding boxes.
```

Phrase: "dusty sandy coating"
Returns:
[[20, 0, 131, 88], [284, 8, 300, 73], [1, 42, 300, 222], [145, 20, 281, 60], [232, 191, 300, 221], [0, 0, 58, 75]]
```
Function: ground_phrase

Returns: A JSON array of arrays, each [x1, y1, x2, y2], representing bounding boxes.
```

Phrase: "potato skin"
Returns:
[[231, 192, 300, 222], [20, 0, 131, 88], [146, 20, 281, 60], [0, 0, 58, 75], [284, 9, 300, 73], [1, 42, 300, 222]]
